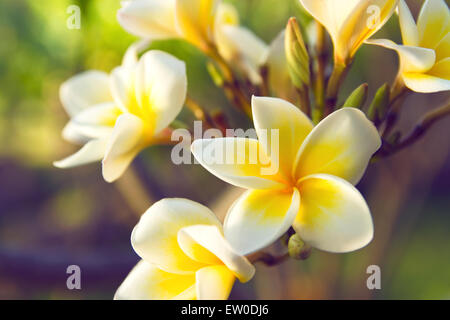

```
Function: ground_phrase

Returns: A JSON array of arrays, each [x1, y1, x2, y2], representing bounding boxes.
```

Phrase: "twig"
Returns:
[[185, 96, 216, 130], [377, 99, 450, 158], [381, 75, 410, 138], [325, 61, 350, 115], [207, 47, 253, 118], [246, 251, 290, 267]]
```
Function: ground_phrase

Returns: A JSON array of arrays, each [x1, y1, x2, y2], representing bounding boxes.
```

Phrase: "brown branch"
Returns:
[[246, 251, 290, 267], [377, 99, 450, 158]]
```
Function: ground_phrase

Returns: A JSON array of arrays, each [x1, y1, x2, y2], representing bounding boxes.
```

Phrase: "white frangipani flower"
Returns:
[[367, 0, 450, 93], [118, 0, 268, 84], [115, 198, 255, 300], [55, 45, 187, 182], [192, 96, 381, 255]]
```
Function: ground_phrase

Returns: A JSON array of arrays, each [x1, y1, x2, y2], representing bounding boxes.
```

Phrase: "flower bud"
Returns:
[[343, 83, 369, 109], [288, 233, 311, 260], [368, 83, 390, 125], [285, 17, 310, 89]]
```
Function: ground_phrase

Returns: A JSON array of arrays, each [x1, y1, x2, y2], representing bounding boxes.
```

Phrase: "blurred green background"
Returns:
[[0, 0, 449, 299]]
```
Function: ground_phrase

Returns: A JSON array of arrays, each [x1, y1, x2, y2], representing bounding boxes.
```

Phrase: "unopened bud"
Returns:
[[285, 17, 310, 89], [288, 233, 311, 260], [368, 83, 390, 125], [206, 61, 225, 87], [343, 83, 369, 109]]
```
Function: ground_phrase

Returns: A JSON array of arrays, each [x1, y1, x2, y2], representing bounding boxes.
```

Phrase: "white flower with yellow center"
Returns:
[[367, 0, 450, 93], [114, 198, 255, 300], [300, 0, 398, 65], [118, 0, 268, 83], [191, 97, 381, 255], [54, 46, 187, 182]]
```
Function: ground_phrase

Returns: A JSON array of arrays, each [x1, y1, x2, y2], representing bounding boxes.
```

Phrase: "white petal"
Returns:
[[110, 66, 136, 113], [135, 50, 187, 134], [60, 71, 112, 117], [114, 260, 196, 300], [196, 265, 235, 300], [398, 0, 419, 46], [299, 0, 361, 41], [67, 102, 121, 140], [293, 174, 374, 253], [122, 39, 152, 69], [118, 0, 179, 39], [178, 225, 255, 282], [54, 138, 107, 168], [224, 188, 300, 255], [175, 0, 220, 47], [417, 0, 450, 49], [61, 121, 91, 145], [131, 198, 222, 274], [403, 72, 450, 92], [102, 113, 144, 182], [252, 96, 313, 178], [435, 32, 450, 61], [294, 108, 381, 185], [191, 137, 287, 190], [217, 25, 268, 84], [366, 39, 436, 73]]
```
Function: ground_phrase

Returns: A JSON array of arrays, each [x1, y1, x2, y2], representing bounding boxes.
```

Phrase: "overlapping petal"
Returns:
[[293, 174, 374, 253], [294, 108, 381, 185], [102, 114, 145, 182], [252, 96, 313, 178], [300, 0, 398, 62], [118, 0, 179, 39], [196, 265, 235, 300], [175, 0, 220, 48], [54, 138, 108, 169], [398, 0, 419, 46], [114, 260, 196, 300], [131, 198, 222, 274], [178, 225, 255, 282], [217, 25, 268, 84], [417, 0, 450, 49], [402, 72, 450, 92], [135, 50, 187, 134], [59, 71, 112, 117], [191, 137, 287, 190], [366, 39, 436, 73], [63, 102, 121, 142], [224, 188, 300, 255]]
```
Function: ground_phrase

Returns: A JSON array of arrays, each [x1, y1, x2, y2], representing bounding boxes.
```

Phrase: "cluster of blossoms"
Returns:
[[55, 0, 449, 299]]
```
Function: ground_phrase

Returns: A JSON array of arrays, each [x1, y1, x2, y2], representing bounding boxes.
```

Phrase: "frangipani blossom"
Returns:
[[54, 47, 187, 182], [367, 0, 450, 93], [191, 97, 381, 255], [300, 0, 398, 65], [118, 0, 268, 83], [114, 198, 255, 300]]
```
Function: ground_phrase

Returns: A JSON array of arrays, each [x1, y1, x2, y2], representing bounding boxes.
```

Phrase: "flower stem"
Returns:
[[185, 96, 216, 130], [381, 75, 410, 138], [206, 47, 253, 118], [325, 60, 350, 115], [246, 251, 290, 267], [377, 99, 450, 158]]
